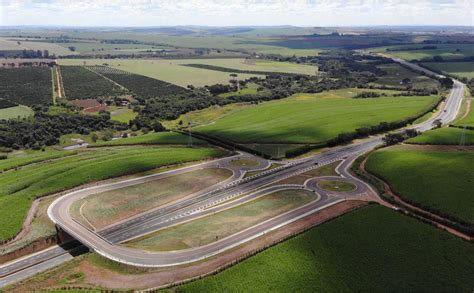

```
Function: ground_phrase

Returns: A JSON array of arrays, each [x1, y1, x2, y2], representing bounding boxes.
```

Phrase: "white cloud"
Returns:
[[0, 0, 472, 26]]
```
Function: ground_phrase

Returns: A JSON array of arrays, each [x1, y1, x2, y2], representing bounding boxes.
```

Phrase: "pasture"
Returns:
[[171, 205, 474, 292], [0, 146, 226, 242], [0, 105, 34, 120], [108, 106, 137, 123], [365, 145, 474, 225], [421, 62, 474, 79], [124, 189, 317, 251], [194, 89, 440, 144], [406, 127, 474, 145]]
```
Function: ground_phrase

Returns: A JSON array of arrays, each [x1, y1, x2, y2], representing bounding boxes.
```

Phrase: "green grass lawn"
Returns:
[[108, 106, 137, 123], [0, 105, 34, 120], [170, 205, 474, 292], [195, 89, 439, 144], [421, 62, 474, 79], [406, 127, 474, 145], [318, 180, 356, 192], [0, 146, 226, 242], [366, 145, 474, 225], [92, 131, 206, 147]]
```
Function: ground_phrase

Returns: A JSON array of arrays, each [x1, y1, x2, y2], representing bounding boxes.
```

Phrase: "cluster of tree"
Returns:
[[0, 67, 53, 106], [10, 49, 54, 59], [438, 77, 454, 89], [60, 66, 126, 100], [386, 45, 437, 52], [353, 92, 383, 98], [382, 129, 419, 145], [0, 111, 127, 149]]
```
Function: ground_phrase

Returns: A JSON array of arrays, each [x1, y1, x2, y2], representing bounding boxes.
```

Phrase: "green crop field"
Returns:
[[195, 89, 439, 144], [369, 44, 474, 61], [71, 168, 232, 229], [406, 127, 474, 145], [92, 131, 206, 147], [0, 146, 226, 242], [59, 58, 316, 87], [0, 105, 34, 120], [366, 145, 474, 225], [170, 205, 474, 292], [125, 189, 317, 251], [421, 62, 474, 79], [456, 100, 474, 128]]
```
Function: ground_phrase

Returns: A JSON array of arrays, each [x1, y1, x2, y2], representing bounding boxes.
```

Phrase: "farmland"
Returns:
[[0, 105, 34, 120], [421, 62, 474, 79], [87, 65, 188, 99], [124, 189, 317, 251], [194, 89, 440, 145], [373, 63, 439, 90], [92, 131, 205, 147], [406, 127, 474, 145], [71, 167, 232, 229], [365, 145, 474, 225], [60, 66, 125, 100], [0, 146, 227, 242], [59, 58, 316, 87], [0, 67, 52, 106], [368, 43, 474, 61], [171, 205, 474, 292]]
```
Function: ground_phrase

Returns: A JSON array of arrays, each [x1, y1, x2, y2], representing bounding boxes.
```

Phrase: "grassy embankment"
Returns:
[[0, 146, 227, 242], [365, 145, 474, 226]]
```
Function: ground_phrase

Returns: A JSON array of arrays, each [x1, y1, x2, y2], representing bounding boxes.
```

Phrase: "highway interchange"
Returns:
[[0, 59, 465, 287]]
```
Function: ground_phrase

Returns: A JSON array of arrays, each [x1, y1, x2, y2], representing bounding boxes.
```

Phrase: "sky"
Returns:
[[0, 0, 472, 27]]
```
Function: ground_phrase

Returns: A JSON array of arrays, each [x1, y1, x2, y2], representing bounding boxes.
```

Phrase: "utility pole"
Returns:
[[187, 122, 193, 147], [460, 124, 467, 147]]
